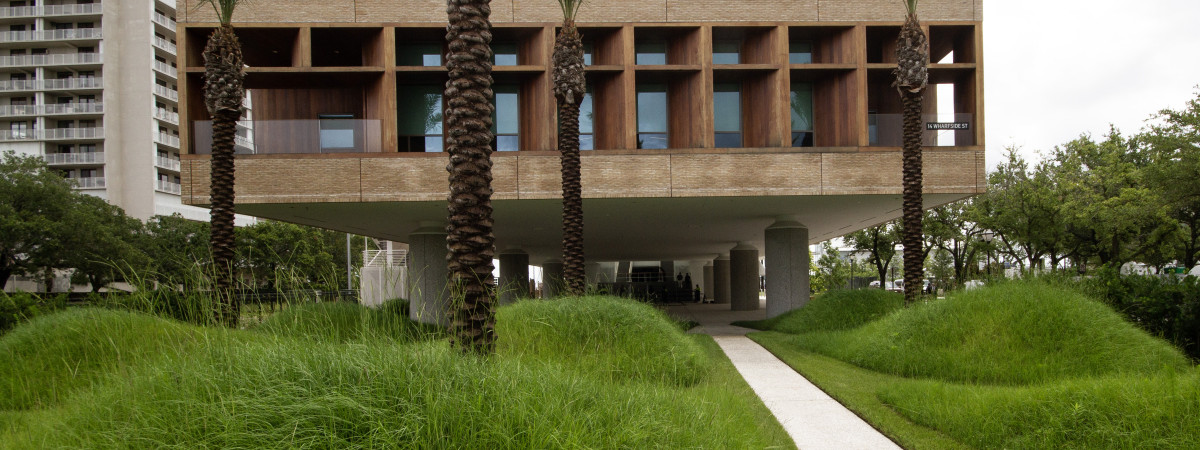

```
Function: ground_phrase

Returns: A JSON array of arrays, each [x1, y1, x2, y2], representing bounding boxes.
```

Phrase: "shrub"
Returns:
[[1084, 269, 1200, 361], [0, 292, 64, 334], [497, 296, 710, 386]]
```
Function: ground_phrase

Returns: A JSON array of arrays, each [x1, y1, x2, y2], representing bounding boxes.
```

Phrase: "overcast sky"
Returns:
[[982, 0, 1200, 168]]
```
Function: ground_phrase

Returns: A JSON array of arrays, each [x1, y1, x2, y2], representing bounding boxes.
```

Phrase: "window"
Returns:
[[582, 42, 593, 66], [635, 41, 667, 65], [712, 40, 740, 65], [397, 43, 442, 66], [579, 90, 593, 150], [790, 82, 814, 147], [789, 41, 813, 64], [713, 83, 741, 148], [636, 83, 667, 149], [397, 85, 443, 152], [491, 85, 519, 151], [493, 43, 518, 66], [10, 122, 28, 139], [318, 114, 356, 151]]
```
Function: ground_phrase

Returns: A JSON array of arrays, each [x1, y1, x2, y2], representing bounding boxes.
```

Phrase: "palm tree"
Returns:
[[894, 0, 929, 306], [198, 0, 247, 326], [445, 0, 498, 354], [553, 0, 586, 296]]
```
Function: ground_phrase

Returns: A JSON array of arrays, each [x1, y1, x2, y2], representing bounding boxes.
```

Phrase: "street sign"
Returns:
[[925, 122, 970, 130]]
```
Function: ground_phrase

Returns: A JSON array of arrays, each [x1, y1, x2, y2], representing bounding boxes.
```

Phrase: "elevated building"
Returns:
[[176, 0, 984, 321]]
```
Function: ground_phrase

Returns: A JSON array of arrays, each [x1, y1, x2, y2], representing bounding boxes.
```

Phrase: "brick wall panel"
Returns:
[[817, 0, 974, 22], [516, 0, 667, 23], [671, 153, 821, 196], [361, 157, 446, 202], [580, 154, 672, 198], [235, 158, 361, 203], [187, 0, 357, 23], [923, 150, 978, 194], [667, 0, 817, 23], [516, 155, 562, 198]]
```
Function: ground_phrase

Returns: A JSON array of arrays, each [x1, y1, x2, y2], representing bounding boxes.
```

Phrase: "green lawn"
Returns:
[[1, 296, 792, 449], [745, 282, 1200, 449]]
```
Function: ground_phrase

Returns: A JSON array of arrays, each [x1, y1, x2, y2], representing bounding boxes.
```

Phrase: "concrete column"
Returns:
[[687, 259, 706, 294], [617, 261, 631, 281], [730, 242, 760, 311], [713, 255, 731, 304], [498, 249, 529, 306], [584, 262, 602, 288], [703, 261, 715, 302], [542, 259, 565, 298], [660, 260, 675, 280], [407, 223, 449, 326], [765, 220, 811, 318]]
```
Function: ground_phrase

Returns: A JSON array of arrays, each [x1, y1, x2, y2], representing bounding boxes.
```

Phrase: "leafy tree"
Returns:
[[974, 148, 1068, 272], [811, 241, 848, 293], [63, 195, 147, 292], [236, 221, 336, 291], [143, 214, 211, 282], [197, 0, 247, 326], [1142, 89, 1200, 271], [895, 0, 929, 305], [445, 0, 498, 354], [0, 151, 76, 290], [846, 221, 900, 289], [925, 199, 983, 286], [553, 0, 587, 296]]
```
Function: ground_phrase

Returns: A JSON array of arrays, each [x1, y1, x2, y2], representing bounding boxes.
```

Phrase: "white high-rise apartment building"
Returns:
[[0, 0, 205, 221]]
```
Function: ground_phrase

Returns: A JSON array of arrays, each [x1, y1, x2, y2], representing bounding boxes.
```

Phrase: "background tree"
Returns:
[[198, 0, 247, 326], [553, 0, 587, 296], [925, 199, 983, 286], [974, 148, 1067, 272], [894, 0, 929, 304], [1142, 89, 1200, 271], [62, 195, 147, 292], [236, 221, 338, 291], [143, 214, 211, 282], [445, 0, 498, 354], [811, 242, 849, 293], [846, 221, 900, 289], [0, 152, 76, 290]]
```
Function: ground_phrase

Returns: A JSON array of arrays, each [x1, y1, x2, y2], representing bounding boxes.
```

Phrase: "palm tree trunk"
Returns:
[[554, 23, 586, 296], [901, 89, 924, 304], [445, 0, 497, 354], [203, 24, 244, 327]]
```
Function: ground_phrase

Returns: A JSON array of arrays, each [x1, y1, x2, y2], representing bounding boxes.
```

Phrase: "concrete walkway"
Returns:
[[666, 301, 900, 450]]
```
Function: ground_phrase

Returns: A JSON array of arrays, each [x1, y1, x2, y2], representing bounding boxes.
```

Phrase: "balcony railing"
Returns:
[[0, 77, 104, 92], [152, 12, 177, 31], [156, 156, 181, 171], [156, 180, 182, 195], [70, 176, 106, 189], [155, 109, 180, 125], [45, 152, 104, 165], [868, 113, 976, 147], [364, 249, 409, 268], [0, 3, 102, 19], [153, 85, 179, 102], [0, 28, 101, 44], [193, 120, 384, 155], [152, 61, 178, 78], [0, 52, 102, 68], [152, 36, 177, 55], [0, 127, 104, 141], [156, 133, 181, 149], [0, 102, 103, 117]]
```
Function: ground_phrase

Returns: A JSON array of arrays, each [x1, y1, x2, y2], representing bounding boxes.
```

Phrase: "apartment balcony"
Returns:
[[155, 180, 182, 195], [0, 52, 102, 68], [44, 151, 104, 166], [152, 36, 177, 55], [0, 104, 36, 117], [152, 12, 177, 34], [153, 61, 178, 78], [0, 3, 102, 19], [156, 133, 181, 149], [0, 77, 103, 92], [70, 176, 105, 189], [0, 102, 103, 117], [155, 108, 180, 125], [44, 127, 104, 141], [0, 28, 102, 44], [153, 85, 179, 102], [156, 155, 181, 172]]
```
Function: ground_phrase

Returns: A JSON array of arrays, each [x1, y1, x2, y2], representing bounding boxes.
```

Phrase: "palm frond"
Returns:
[[194, 0, 249, 25], [901, 0, 918, 14], [557, 0, 585, 22]]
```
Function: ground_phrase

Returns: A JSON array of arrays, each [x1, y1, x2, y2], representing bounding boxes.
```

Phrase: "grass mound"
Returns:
[[0, 308, 203, 410], [497, 295, 710, 386], [736, 289, 903, 333], [8, 333, 785, 448], [781, 282, 1191, 384], [253, 300, 439, 343], [879, 368, 1200, 448]]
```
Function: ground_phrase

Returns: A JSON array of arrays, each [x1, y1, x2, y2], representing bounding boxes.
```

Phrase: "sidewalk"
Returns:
[[667, 301, 900, 450]]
